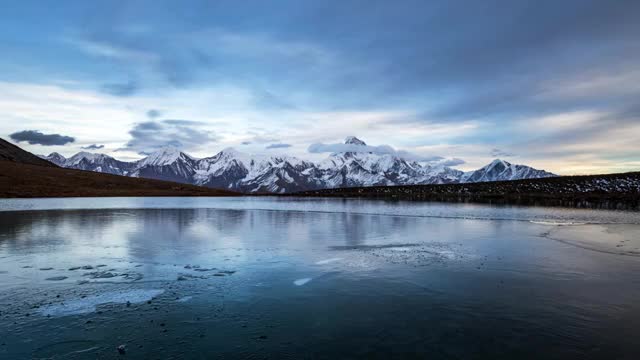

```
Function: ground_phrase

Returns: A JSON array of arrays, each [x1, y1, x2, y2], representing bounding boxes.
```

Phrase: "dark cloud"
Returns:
[[124, 120, 218, 153], [100, 80, 138, 96], [63, 0, 640, 120], [266, 143, 292, 149], [9, 130, 75, 146], [82, 144, 105, 150]]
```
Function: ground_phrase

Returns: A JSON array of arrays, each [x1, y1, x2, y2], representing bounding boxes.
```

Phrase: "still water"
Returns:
[[1, 197, 639, 359]]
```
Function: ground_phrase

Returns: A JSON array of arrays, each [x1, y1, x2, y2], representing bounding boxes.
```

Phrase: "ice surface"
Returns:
[[293, 278, 312, 286], [38, 289, 164, 317]]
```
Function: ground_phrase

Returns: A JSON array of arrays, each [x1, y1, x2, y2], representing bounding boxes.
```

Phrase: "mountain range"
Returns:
[[41, 136, 556, 193]]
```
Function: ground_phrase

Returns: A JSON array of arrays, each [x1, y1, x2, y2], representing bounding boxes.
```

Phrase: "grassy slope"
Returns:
[[0, 160, 238, 198], [0, 138, 58, 167]]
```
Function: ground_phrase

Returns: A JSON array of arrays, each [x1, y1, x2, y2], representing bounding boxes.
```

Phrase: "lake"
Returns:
[[1, 197, 639, 359]]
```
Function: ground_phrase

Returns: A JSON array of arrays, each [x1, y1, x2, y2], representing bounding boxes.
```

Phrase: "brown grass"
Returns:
[[0, 160, 238, 198]]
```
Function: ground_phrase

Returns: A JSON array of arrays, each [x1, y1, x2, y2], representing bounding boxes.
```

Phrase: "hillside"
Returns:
[[0, 138, 237, 198], [0, 138, 57, 167], [294, 172, 640, 210], [0, 161, 238, 198]]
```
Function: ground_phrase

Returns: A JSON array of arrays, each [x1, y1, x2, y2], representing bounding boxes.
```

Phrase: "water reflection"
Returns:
[[1, 203, 640, 359]]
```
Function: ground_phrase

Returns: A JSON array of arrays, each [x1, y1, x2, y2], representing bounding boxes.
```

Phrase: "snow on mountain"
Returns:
[[194, 148, 251, 189], [131, 147, 198, 183], [41, 152, 67, 166], [51, 137, 557, 193], [461, 159, 555, 183], [41, 151, 132, 175]]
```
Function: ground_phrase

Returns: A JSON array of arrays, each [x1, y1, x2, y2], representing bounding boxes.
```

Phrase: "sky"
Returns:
[[1, 0, 639, 174]]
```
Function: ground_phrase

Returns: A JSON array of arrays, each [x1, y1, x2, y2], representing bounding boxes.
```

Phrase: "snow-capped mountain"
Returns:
[[41, 151, 133, 175], [44, 137, 557, 193], [131, 147, 198, 183], [461, 159, 555, 183], [43, 152, 67, 167]]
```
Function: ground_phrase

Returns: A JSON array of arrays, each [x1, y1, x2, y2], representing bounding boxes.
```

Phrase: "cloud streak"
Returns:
[[266, 143, 292, 149], [82, 144, 105, 150]]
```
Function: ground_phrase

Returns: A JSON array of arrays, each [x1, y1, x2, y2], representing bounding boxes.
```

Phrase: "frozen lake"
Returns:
[[1, 197, 639, 359]]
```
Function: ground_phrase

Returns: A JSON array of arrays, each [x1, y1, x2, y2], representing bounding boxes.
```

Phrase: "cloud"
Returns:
[[251, 89, 296, 110], [243, 134, 280, 144], [123, 119, 218, 153], [162, 119, 206, 126], [266, 143, 292, 149], [146, 109, 162, 119], [9, 130, 75, 146], [490, 148, 515, 158], [100, 80, 138, 96], [82, 144, 105, 150], [435, 158, 466, 167], [241, 141, 251, 145], [308, 142, 443, 162]]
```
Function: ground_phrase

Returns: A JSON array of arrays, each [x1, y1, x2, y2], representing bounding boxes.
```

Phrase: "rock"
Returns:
[[117, 344, 126, 355], [68, 266, 81, 271], [39, 267, 54, 271]]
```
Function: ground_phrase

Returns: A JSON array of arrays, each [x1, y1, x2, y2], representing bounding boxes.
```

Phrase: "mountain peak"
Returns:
[[488, 159, 510, 167], [344, 136, 366, 146], [139, 146, 193, 166], [67, 151, 109, 165]]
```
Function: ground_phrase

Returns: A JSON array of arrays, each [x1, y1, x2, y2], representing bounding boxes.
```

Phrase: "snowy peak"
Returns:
[[43, 152, 67, 166], [66, 151, 112, 165], [462, 159, 556, 183], [344, 136, 366, 146], [138, 147, 194, 167]]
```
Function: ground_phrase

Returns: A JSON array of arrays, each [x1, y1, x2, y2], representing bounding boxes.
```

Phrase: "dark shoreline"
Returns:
[[291, 172, 640, 211]]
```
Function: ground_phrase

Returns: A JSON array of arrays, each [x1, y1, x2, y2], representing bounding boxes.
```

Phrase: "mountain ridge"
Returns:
[[41, 136, 557, 193]]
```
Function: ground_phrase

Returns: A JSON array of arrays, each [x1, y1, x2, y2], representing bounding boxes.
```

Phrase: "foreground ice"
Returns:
[[294, 278, 312, 286], [315, 258, 343, 265], [38, 289, 164, 317]]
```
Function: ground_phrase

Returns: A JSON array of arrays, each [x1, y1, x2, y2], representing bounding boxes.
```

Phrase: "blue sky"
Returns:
[[1, 0, 639, 173]]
